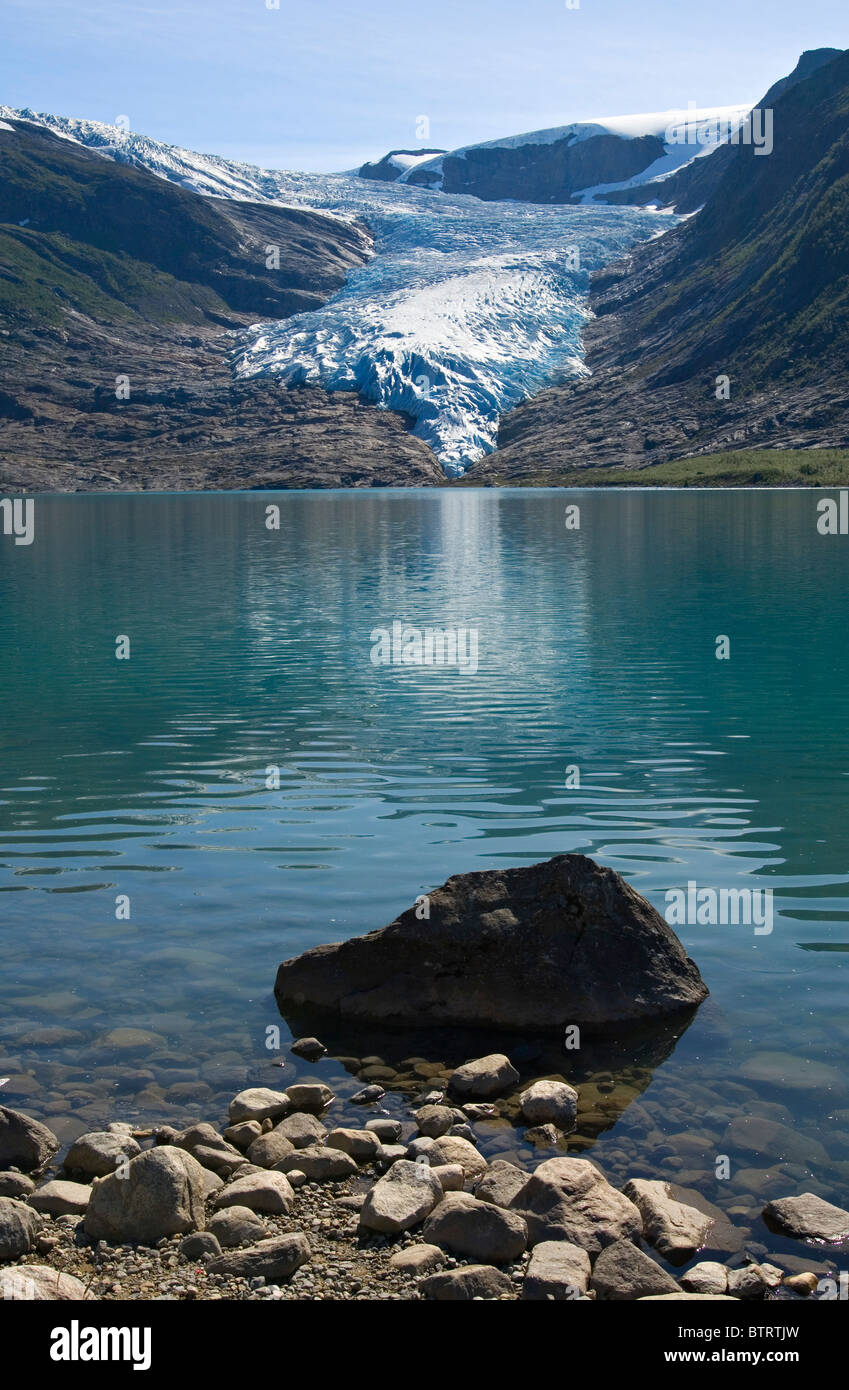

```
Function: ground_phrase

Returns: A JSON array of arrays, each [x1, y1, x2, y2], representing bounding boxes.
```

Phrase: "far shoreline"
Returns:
[[6, 448, 849, 496]]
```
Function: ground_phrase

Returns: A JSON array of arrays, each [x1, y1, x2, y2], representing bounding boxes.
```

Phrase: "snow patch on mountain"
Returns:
[[386, 150, 445, 173]]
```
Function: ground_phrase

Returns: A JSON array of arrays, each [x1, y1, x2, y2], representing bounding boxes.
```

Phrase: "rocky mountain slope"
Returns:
[[0, 118, 443, 489], [358, 107, 751, 206], [469, 48, 849, 483], [597, 48, 842, 212]]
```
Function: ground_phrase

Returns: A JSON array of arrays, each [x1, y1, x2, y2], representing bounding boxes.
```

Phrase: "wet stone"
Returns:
[[763, 1193, 849, 1242], [290, 1038, 327, 1062]]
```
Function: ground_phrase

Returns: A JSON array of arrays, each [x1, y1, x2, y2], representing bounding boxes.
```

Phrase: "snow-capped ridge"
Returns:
[[384, 104, 753, 202]]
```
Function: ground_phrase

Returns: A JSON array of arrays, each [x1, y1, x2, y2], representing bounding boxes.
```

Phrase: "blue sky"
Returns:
[[4, 0, 847, 171]]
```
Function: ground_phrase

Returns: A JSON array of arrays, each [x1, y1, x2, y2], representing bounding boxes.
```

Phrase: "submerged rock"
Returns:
[[724, 1115, 828, 1167], [274, 855, 707, 1031], [449, 1055, 519, 1098], [520, 1080, 578, 1128]]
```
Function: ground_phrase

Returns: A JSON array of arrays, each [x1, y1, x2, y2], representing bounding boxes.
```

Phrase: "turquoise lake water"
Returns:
[[1, 489, 848, 1250]]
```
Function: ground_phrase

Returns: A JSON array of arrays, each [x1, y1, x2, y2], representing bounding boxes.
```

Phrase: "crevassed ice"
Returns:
[[3, 110, 674, 473], [231, 178, 671, 473]]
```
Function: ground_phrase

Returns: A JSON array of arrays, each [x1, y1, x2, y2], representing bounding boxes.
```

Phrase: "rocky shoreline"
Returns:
[[2, 1046, 844, 1302]]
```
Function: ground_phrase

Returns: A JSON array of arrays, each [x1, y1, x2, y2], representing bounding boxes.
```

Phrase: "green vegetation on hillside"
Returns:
[[0, 117, 368, 330], [468, 449, 849, 488], [0, 225, 232, 325]]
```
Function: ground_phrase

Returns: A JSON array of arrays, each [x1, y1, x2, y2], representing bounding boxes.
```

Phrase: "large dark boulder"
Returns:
[[274, 854, 707, 1032]]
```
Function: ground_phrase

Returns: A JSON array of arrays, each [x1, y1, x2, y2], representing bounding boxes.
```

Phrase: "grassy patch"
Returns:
[[0, 226, 232, 326], [471, 449, 849, 488]]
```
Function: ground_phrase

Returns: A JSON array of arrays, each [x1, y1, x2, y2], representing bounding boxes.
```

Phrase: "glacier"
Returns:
[[2, 108, 676, 473], [232, 184, 673, 471]]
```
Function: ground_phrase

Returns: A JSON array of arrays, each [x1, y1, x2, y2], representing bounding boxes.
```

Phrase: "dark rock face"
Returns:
[[360, 133, 667, 205], [439, 133, 664, 204], [274, 854, 707, 1032]]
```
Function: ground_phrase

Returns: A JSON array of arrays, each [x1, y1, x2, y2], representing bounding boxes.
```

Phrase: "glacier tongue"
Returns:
[[3, 108, 674, 473], [230, 179, 671, 472], [236, 244, 596, 470]]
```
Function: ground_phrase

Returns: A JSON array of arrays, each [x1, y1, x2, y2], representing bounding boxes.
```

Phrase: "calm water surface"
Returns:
[[1, 489, 848, 1252]]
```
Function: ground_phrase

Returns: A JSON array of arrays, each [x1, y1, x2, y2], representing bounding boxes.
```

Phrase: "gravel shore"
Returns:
[[1, 1044, 844, 1302]]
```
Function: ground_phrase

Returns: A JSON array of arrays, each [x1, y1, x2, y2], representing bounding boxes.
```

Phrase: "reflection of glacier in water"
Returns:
[[232, 182, 672, 473], [1, 110, 674, 473]]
